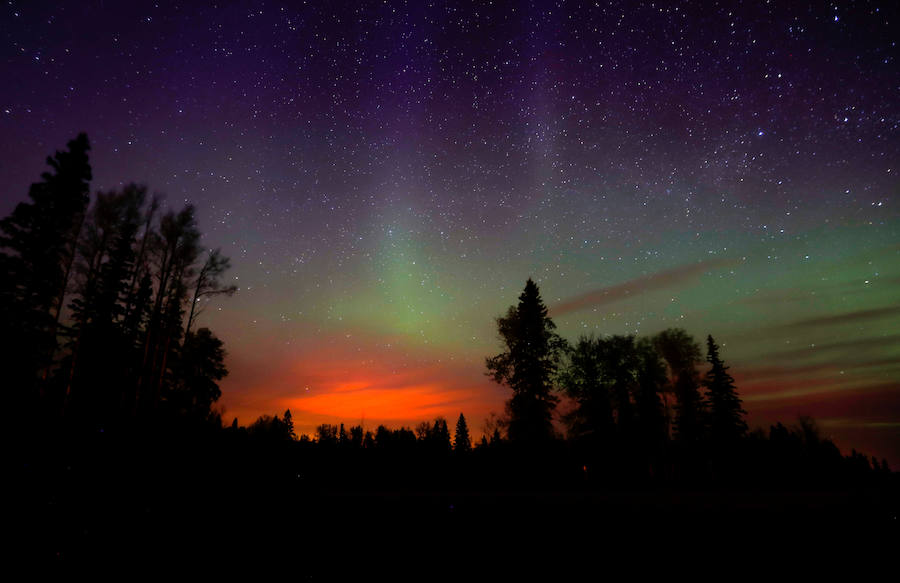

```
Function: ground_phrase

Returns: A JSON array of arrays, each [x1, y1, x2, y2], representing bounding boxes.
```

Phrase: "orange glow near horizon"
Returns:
[[219, 328, 505, 438]]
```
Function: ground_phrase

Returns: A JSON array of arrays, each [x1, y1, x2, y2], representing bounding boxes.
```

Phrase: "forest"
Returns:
[[7, 135, 896, 566]]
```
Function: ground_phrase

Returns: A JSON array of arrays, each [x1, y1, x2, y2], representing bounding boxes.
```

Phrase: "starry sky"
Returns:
[[2, 1, 898, 464]]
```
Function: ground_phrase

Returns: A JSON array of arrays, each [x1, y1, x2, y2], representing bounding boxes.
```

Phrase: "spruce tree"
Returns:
[[703, 335, 747, 442], [0, 133, 92, 409], [283, 409, 296, 440], [486, 278, 566, 444], [432, 417, 452, 452], [454, 413, 471, 452]]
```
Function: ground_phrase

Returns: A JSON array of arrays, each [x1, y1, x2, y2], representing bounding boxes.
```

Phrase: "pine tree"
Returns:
[[486, 278, 567, 444], [283, 409, 296, 440], [703, 335, 747, 442], [454, 413, 471, 452], [432, 417, 452, 452], [0, 133, 92, 410]]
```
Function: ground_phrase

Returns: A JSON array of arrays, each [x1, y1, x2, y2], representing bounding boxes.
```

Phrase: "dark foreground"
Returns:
[[16, 430, 899, 572]]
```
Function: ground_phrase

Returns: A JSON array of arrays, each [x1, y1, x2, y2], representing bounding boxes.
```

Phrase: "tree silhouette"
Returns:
[[185, 248, 237, 335], [0, 134, 241, 434], [316, 423, 339, 445], [454, 413, 471, 452], [486, 278, 566, 444], [653, 328, 706, 443], [249, 413, 294, 441], [432, 417, 452, 452], [61, 184, 145, 421], [283, 409, 296, 440], [559, 335, 614, 447], [349, 425, 364, 448], [167, 327, 228, 422], [415, 420, 432, 441], [703, 335, 747, 443], [599, 335, 638, 433], [0, 133, 92, 411], [633, 337, 668, 457], [139, 204, 201, 412]]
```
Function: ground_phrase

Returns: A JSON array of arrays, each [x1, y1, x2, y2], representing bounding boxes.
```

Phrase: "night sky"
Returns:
[[2, 1, 898, 464]]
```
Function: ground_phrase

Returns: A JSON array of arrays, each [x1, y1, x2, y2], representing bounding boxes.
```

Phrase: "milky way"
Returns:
[[2, 1, 898, 463]]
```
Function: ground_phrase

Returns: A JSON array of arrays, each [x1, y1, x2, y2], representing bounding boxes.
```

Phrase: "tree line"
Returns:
[[236, 279, 890, 487], [1, 133, 234, 435], [242, 410, 474, 452]]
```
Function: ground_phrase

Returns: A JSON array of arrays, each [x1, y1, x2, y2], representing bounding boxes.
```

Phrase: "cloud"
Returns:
[[779, 305, 900, 331], [763, 334, 900, 363], [744, 381, 900, 419], [551, 257, 736, 317]]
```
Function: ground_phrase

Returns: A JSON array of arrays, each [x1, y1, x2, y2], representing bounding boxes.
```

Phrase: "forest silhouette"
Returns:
[[7, 135, 896, 566]]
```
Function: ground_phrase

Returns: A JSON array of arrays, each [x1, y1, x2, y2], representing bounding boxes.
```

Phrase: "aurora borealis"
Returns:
[[1, 2, 897, 464]]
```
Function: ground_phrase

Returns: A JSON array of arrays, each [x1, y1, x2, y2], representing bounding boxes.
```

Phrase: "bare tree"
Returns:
[[185, 248, 237, 334]]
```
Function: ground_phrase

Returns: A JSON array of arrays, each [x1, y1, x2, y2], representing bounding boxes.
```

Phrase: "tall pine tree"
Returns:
[[454, 413, 471, 452], [486, 278, 566, 444], [0, 133, 91, 412], [703, 335, 747, 442]]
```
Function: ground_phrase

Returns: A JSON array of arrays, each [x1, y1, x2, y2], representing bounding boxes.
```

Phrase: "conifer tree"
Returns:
[[703, 335, 747, 442], [0, 133, 92, 405], [432, 417, 452, 452], [284, 409, 296, 440], [454, 413, 471, 452], [486, 278, 566, 444]]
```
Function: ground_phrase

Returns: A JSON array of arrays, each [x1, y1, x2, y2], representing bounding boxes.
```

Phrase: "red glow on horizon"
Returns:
[[219, 329, 504, 437]]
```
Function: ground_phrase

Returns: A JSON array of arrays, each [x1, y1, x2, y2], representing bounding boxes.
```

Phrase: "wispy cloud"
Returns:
[[551, 258, 736, 317], [779, 305, 900, 330], [763, 334, 900, 363]]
